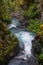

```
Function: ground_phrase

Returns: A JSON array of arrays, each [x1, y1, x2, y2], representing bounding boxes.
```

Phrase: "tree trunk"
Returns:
[[41, 0, 43, 23]]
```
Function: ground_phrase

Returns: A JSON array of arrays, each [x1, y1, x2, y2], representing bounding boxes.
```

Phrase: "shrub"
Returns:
[[27, 19, 40, 33], [0, 20, 19, 64], [36, 31, 43, 65], [37, 48, 43, 65], [22, 4, 40, 19]]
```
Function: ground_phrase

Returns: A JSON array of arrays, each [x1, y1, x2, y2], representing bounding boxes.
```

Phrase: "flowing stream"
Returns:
[[8, 18, 35, 65]]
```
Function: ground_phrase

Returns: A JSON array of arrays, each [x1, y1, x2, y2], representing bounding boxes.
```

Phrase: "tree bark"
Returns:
[[41, 0, 43, 23]]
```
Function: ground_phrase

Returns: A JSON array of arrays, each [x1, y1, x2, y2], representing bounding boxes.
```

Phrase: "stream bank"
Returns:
[[0, 20, 20, 65]]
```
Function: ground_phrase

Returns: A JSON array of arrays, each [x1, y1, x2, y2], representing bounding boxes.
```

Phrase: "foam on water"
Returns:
[[8, 18, 34, 60], [8, 18, 35, 65], [8, 18, 20, 29], [8, 24, 16, 29], [15, 32, 34, 59]]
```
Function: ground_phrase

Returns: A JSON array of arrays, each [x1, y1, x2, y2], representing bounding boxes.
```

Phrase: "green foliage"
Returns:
[[0, 20, 19, 62], [38, 48, 43, 60], [35, 31, 43, 65], [0, 0, 11, 24], [8, 0, 15, 12], [37, 48, 43, 65], [38, 54, 43, 60], [14, 0, 24, 11], [22, 3, 41, 33], [22, 4, 40, 19], [0, 0, 16, 24], [27, 19, 40, 33]]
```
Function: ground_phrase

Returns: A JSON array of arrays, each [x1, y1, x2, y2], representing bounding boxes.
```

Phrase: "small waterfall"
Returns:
[[21, 32, 34, 59], [8, 18, 20, 29], [8, 18, 35, 65], [8, 24, 16, 29], [15, 32, 34, 60]]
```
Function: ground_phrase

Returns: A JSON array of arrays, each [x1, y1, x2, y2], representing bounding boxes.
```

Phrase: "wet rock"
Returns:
[[8, 56, 39, 65], [27, 56, 39, 65]]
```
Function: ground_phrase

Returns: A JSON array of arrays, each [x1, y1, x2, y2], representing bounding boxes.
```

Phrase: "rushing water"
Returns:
[[8, 18, 34, 65], [8, 18, 20, 28]]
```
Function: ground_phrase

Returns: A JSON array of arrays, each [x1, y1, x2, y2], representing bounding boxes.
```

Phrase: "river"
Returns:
[[8, 18, 36, 65]]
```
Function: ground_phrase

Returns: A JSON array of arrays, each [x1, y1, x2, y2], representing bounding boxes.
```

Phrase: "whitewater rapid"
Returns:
[[8, 18, 34, 60], [15, 31, 34, 59]]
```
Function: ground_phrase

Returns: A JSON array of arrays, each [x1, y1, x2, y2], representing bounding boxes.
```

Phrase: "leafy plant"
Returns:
[[27, 19, 40, 33], [37, 48, 43, 65], [22, 4, 40, 19], [0, 20, 19, 63], [0, 0, 11, 24]]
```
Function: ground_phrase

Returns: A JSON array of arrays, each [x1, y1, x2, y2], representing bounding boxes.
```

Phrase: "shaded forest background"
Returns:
[[0, 0, 43, 65]]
